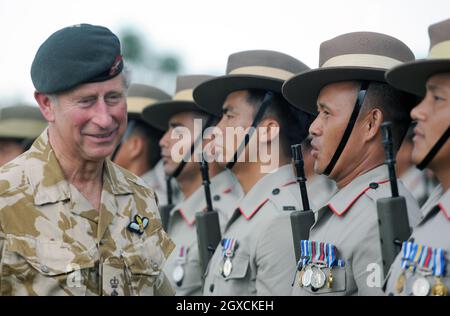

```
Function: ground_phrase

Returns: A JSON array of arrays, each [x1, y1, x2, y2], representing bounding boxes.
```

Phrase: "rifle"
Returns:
[[196, 154, 222, 274], [290, 144, 315, 263], [158, 176, 175, 231], [377, 122, 411, 278]]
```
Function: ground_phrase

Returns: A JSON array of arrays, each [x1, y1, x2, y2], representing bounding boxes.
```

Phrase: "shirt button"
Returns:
[[369, 182, 379, 189], [209, 284, 215, 293], [213, 195, 221, 202], [272, 188, 280, 195], [41, 265, 49, 273]]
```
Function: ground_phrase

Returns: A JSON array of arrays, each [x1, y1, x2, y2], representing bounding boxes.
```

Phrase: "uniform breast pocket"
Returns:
[[1, 234, 95, 296], [214, 254, 250, 295], [302, 267, 347, 296], [122, 236, 166, 296]]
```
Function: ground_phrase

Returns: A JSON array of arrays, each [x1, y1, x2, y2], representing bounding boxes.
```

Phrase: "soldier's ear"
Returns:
[[365, 107, 383, 141], [34, 92, 56, 123], [128, 135, 144, 160], [258, 118, 280, 144]]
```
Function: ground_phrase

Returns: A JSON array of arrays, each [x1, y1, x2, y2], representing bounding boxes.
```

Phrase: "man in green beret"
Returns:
[[0, 24, 174, 296], [0, 104, 47, 166]]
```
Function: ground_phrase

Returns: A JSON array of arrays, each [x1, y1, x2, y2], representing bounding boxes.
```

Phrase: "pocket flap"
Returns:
[[5, 234, 94, 276], [220, 255, 249, 281], [122, 237, 165, 276]]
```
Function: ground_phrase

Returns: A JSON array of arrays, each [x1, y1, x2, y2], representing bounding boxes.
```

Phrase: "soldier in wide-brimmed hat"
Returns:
[[0, 104, 47, 166], [142, 75, 244, 295], [283, 32, 422, 295], [193, 50, 313, 296], [384, 18, 450, 296]]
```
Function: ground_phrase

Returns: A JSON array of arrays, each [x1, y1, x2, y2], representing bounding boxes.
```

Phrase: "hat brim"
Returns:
[[141, 101, 203, 131], [193, 75, 284, 116], [386, 59, 450, 97], [0, 120, 48, 139], [282, 67, 386, 115]]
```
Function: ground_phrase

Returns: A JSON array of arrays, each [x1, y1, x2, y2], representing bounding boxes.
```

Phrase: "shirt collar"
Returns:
[[238, 164, 297, 220], [26, 129, 71, 206], [327, 165, 390, 216], [171, 170, 240, 226], [438, 188, 450, 220], [421, 184, 444, 219], [27, 128, 133, 206]]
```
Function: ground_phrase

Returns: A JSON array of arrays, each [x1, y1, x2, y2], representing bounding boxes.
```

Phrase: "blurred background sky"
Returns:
[[1, 0, 449, 106]]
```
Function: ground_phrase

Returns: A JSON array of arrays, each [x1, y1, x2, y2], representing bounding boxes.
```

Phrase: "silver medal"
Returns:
[[412, 277, 430, 296], [311, 267, 326, 289], [223, 258, 233, 277], [172, 265, 184, 283], [302, 266, 313, 287]]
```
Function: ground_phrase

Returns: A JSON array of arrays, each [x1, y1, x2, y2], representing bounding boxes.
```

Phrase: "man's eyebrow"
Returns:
[[169, 122, 185, 128], [72, 93, 97, 100], [317, 102, 332, 112], [222, 104, 238, 115], [426, 83, 440, 92]]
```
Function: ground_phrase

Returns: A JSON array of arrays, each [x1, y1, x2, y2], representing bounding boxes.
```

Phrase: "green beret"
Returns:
[[31, 23, 123, 94]]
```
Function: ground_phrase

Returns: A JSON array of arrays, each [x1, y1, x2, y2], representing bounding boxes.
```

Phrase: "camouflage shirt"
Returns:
[[0, 129, 175, 296]]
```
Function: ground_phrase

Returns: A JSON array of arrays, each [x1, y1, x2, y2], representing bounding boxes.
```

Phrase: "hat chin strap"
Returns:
[[323, 81, 369, 176], [164, 115, 217, 204], [416, 126, 450, 170], [226, 91, 273, 170]]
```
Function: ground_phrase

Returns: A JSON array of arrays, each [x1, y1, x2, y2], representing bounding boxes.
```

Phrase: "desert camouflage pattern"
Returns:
[[0, 129, 175, 296]]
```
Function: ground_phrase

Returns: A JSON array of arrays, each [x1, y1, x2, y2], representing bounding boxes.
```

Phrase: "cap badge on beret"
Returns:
[[109, 55, 123, 76]]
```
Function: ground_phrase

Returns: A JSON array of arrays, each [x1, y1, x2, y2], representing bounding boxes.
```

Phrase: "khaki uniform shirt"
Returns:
[[203, 164, 302, 296], [384, 185, 450, 296], [400, 167, 428, 207], [307, 174, 336, 209], [164, 170, 243, 296], [292, 165, 422, 296], [0, 130, 175, 296]]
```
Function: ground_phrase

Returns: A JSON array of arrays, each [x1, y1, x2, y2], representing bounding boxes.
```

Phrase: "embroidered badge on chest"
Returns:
[[128, 214, 150, 235]]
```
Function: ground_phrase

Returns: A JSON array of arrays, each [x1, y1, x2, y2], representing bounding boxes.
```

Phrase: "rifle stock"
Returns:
[[377, 122, 411, 278], [196, 156, 222, 274], [290, 144, 315, 263]]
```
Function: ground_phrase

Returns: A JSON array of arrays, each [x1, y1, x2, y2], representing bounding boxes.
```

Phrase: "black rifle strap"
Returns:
[[226, 91, 274, 170], [417, 126, 450, 170], [323, 81, 369, 176]]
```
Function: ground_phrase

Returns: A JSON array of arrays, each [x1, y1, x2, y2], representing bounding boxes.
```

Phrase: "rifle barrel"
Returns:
[[381, 122, 399, 197], [291, 144, 311, 211]]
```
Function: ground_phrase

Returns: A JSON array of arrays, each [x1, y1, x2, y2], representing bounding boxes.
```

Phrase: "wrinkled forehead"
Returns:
[[317, 81, 360, 109], [58, 74, 127, 98]]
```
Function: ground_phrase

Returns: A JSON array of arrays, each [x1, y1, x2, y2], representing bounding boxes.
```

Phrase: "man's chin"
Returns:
[[313, 162, 325, 175], [411, 152, 426, 166]]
